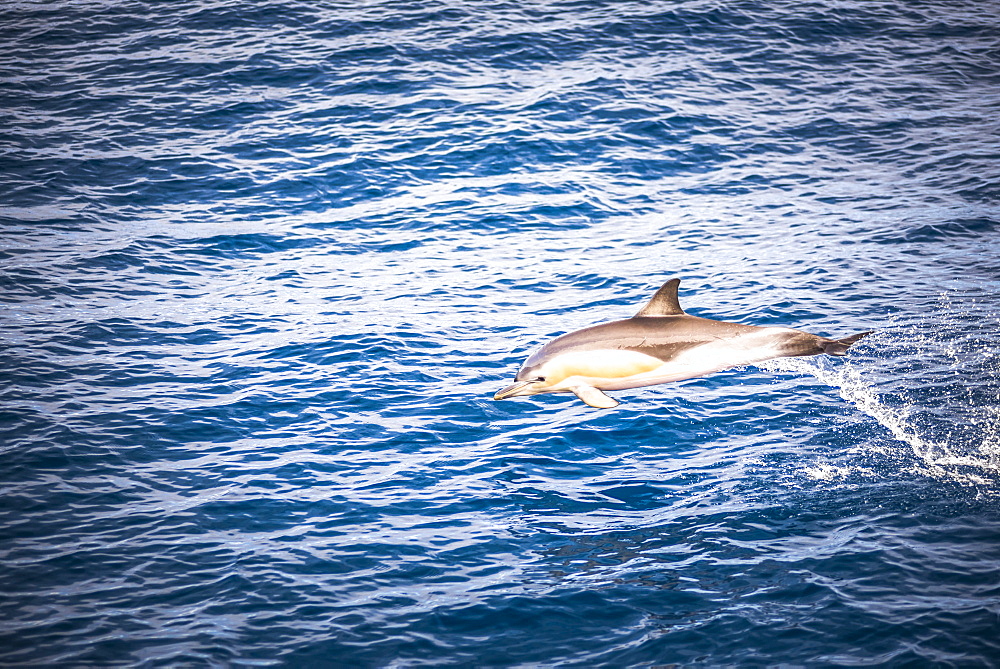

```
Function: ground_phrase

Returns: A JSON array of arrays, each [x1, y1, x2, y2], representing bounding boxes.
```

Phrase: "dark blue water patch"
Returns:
[[299, 197, 614, 234], [46, 318, 224, 350], [870, 217, 1000, 244], [187, 97, 294, 130], [0, 154, 248, 209], [170, 233, 323, 259], [268, 487, 1000, 666]]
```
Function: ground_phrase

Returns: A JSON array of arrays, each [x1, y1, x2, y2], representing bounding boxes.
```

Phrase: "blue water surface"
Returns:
[[2, 0, 1000, 666]]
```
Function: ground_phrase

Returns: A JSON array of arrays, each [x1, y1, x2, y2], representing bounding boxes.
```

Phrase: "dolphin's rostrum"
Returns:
[[494, 278, 871, 409]]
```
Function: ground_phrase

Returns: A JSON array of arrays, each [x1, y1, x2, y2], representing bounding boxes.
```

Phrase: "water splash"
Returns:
[[760, 327, 1000, 486]]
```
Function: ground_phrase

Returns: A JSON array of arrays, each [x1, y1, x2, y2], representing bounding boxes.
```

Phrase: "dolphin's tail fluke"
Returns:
[[823, 331, 872, 356]]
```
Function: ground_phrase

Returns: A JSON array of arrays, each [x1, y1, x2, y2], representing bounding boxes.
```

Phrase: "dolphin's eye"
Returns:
[[534, 376, 546, 382]]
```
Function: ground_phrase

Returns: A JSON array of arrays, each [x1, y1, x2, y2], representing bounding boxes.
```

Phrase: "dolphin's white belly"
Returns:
[[553, 328, 801, 392]]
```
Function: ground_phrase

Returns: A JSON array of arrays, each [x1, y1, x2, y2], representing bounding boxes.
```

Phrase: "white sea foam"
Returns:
[[803, 462, 875, 481], [759, 328, 1000, 486]]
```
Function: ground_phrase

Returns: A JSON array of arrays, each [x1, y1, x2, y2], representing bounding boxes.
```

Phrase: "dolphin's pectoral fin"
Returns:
[[572, 385, 619, 409]]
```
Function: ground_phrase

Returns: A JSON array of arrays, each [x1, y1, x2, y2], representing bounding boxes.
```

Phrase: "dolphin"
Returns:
[[494, 278, 871, 409]]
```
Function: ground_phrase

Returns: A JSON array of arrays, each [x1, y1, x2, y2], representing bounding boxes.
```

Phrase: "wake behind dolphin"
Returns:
[[495, 278, 871, 409]]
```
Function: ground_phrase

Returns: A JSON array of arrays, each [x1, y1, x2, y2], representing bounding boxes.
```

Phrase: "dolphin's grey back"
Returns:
[[526, 278, 761, 366], [525, 315, 764, 368]]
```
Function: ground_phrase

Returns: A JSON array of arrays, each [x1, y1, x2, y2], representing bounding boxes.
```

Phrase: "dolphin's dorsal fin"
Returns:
[[634, 278, 684, 317]]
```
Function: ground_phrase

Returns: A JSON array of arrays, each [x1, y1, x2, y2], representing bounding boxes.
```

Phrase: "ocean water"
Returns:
[[2, 0, 999, 666]]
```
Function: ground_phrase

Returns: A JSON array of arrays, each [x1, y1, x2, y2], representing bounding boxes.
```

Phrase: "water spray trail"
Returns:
[[761, 353, 1000, 484]]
